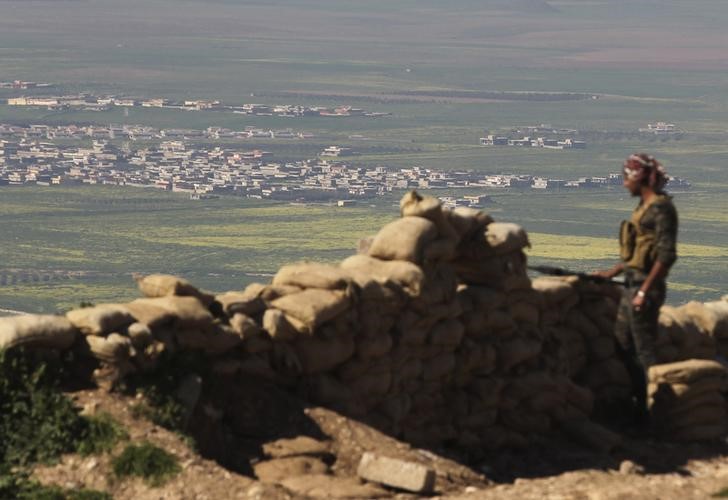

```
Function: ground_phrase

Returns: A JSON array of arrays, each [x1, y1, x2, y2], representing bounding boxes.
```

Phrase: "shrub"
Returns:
[[77, 412, 129, 456], [0, 349, 85, 466], [111, 442, 181, 487], [0, 466, 111, 500]]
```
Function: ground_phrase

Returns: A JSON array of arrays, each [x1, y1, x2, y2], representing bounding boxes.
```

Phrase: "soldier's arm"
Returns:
[[634, 202, 678, 306], [652, 201, 678, 270]]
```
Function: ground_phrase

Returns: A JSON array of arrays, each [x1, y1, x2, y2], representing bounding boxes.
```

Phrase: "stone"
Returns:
[[263, 436, 332, 459], [280, 474, 389, 498], [619, 459, 645, 475], [254, 456, 329, 483], [356, 451, 436, 494]]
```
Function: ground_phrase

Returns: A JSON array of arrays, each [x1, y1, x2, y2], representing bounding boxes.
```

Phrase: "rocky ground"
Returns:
[[30, 388, 728, 499]]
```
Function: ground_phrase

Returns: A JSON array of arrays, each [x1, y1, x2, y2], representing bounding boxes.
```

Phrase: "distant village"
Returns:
[[0, 123, 692, 206], [3, 88, 390, 119], [480, 124, 586, 149]]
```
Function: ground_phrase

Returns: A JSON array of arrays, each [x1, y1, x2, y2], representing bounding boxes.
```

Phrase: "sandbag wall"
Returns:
[[2, 191, 728, 448]]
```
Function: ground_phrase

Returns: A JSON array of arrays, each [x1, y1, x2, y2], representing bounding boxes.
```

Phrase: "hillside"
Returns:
[[2, 191, 728, 499]]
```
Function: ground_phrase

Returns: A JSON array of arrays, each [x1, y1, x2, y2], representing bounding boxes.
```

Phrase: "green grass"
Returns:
[[77, 413, 129, 457], [0, 469, 112, 500], [712, 487, 728, 498], [1, 185, 725, 310], [0, 349, 87, 467], [111, 442, 181, 487]]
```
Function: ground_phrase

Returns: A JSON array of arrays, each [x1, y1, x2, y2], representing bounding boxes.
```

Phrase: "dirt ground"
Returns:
[[31, 388, 728, 499]]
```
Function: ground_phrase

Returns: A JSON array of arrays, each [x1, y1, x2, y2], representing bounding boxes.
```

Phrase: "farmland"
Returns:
[[1, 185, 725, 313], [0, 0, 726, 312]]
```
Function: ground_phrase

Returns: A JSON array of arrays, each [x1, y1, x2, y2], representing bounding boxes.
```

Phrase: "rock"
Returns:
[[254, 456, 329, 483], [280, 474, 389, 498], [619, 460, 645, 475], [357, 452, 436, 494], [263, 436, 332, 459], [80, 401, 99, 416]]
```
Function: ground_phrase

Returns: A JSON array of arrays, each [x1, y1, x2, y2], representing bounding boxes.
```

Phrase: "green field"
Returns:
[[1, 186, 725, 313], [0, 0, 726, 312]]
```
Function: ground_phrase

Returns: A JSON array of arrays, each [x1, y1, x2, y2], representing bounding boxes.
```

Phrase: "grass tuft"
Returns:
[[77, 412, 129, 456], [111, 442, 181, 487], [0, 466, 112, 500]]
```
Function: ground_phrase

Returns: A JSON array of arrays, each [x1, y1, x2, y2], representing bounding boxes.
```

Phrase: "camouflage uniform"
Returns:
[[615, 195, 678, 418]]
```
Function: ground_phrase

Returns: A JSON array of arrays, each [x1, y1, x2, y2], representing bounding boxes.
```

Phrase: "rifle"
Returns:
[[528, 265, 626, 286]]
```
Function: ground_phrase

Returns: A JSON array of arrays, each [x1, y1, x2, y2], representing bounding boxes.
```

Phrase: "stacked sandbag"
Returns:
[[63, 294, 224, 387], [528, 276, 629, 404], [655, 303, 717, 363], [11, 191, 728, 453], [0, 314, 78, 351], [571, 291, 632, 404], [649, 359, 728, 441], [452, 222, 531, 291], [135, 273, 215, 306], [702, 297, 728, 357]]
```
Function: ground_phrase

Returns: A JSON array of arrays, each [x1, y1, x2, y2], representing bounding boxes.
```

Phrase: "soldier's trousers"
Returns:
[[614, 281, 666, 416]]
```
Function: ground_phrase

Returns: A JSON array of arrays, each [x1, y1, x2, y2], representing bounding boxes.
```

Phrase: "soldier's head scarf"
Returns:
[[623, 153, 667, 192]]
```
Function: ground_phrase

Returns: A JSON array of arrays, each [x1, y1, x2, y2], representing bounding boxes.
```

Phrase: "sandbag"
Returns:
[[456, 285, 505, 312], [453, 251, 530, 291], [66, 304, 135, 336], [649, 377, 728, 403], [485, 222, 530, 256], [423, 352, 455, 381], [136, 274, 214, 305], [428, 319, 465, 348], [400, 190, 458, 239], [356, 331, 393, 360], [0, 314, 78, 351], [368, 216, 438, 264], [499, 337, 541, 372], [244, 282, 303, 303], [215, 290, 266, 317], [349, 367, 392, 399], [649, 359, 728, 385], [704, 300, 728, 338], [176, 324, 242, 355], [531, 276, 578, 305], [292, 330, 356, 374], [271, 289, 352, 333], [412, 263, 458, 308], [127, 296, 214, 331], [444, 206, 493, 244], [672, 423, 727, 442], [468, 377, 505, 407], [85, 333, 133, 364], [272, 262, 352, 290], [126, 322, 154, 348], [262, 309, 301, 341], [341, 254, 425, 297], [229, 313, 264, 338]]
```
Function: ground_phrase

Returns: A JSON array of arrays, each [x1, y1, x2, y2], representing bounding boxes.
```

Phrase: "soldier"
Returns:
[[593, 153, 678, 426]]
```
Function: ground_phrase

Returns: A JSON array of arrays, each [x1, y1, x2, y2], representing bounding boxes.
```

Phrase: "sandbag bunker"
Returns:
[[2, 191, 728, 449]]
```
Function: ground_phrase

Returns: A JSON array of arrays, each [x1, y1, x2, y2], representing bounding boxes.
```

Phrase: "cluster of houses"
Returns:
[[0, 128, 692, 203], [0, 80, 52, 90], [0, 123, 313, 142], [480, 134, 586, 149], [638, 122, 681, 135], [479, 123, 585, 149], [5, 93, 390, 118]]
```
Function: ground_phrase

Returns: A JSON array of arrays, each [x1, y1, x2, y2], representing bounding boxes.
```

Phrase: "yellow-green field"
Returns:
[[1, 186, 725, 313]]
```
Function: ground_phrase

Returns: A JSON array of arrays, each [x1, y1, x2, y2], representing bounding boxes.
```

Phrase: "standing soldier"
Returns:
[[593, 153, 678, 426]]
